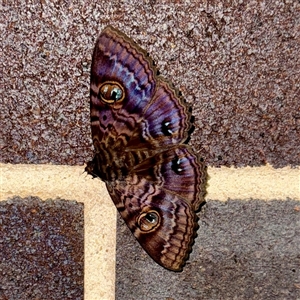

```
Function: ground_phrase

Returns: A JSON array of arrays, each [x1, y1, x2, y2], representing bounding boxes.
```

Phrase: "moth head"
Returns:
[[137, 209, 160, 232], [98, 81, 125, 104]]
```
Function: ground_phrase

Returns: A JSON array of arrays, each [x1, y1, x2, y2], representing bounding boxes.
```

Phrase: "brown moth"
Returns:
[[86, 26, 207, 271]]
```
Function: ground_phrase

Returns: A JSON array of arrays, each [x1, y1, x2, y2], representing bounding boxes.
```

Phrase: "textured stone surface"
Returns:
[[1, 1, 299, 168], [116, 199, 300, 300], [0, 197, 84, 300]]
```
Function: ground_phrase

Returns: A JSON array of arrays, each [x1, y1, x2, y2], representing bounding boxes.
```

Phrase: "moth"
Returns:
[[86, 26, 207, 271]]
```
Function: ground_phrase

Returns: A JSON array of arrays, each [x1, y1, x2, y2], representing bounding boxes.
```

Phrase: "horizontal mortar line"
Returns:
[[206, 164, 299, 201], [1, 163, 299, 202], [0, 163, 299, 300]]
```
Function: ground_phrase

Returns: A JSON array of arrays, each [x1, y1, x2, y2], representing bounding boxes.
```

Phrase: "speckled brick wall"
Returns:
[[1, 1, 299, 300]]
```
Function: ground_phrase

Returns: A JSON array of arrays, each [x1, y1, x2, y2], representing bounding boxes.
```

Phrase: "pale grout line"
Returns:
[[206, 164, 299, 201], [0, 163, 299, 299], [0, 163, 116, 300]]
